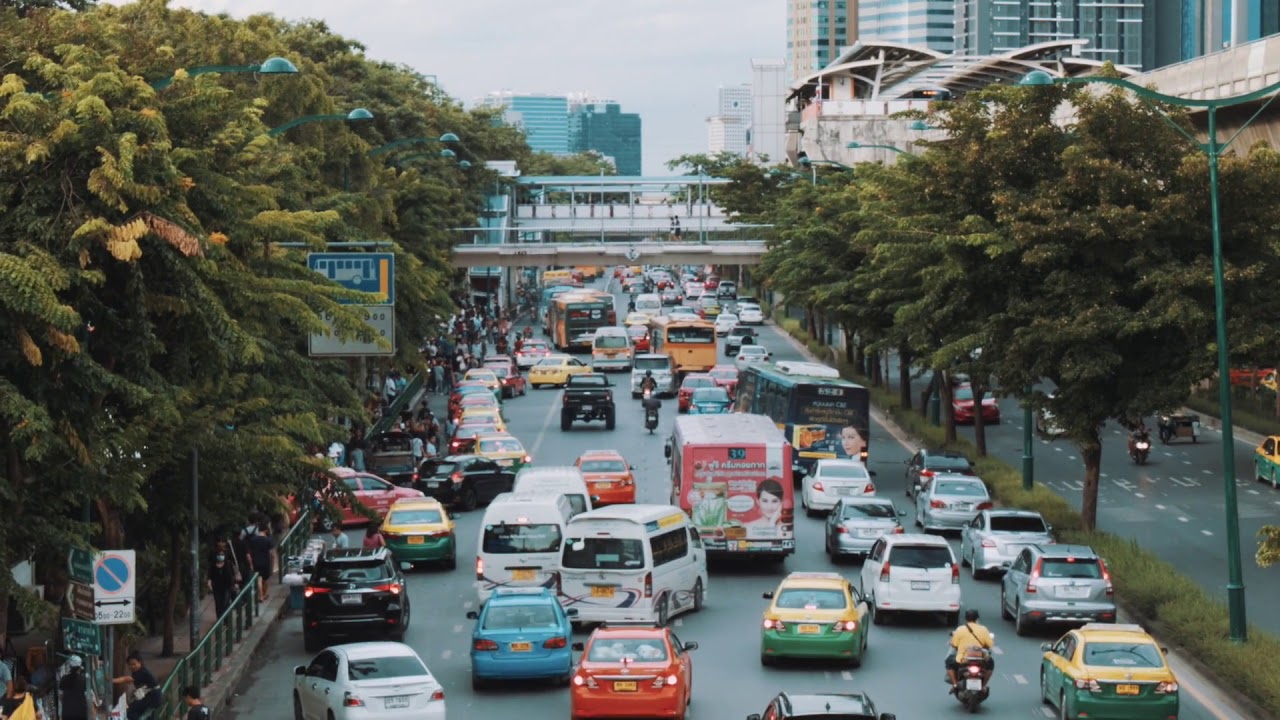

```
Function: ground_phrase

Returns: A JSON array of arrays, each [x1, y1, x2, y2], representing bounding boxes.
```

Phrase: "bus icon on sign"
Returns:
[[307, 252, 395, 304], [313, 256, 375, 286]]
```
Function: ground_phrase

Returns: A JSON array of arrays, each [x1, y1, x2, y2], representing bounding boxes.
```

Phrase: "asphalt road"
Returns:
[[226, 278, 1235, 720], [886, 358, 1280, 637]]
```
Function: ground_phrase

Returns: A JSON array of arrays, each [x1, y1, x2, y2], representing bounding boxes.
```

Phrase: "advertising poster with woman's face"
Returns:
[[792, 388, 869, 461], [686, 446, 793, 544]]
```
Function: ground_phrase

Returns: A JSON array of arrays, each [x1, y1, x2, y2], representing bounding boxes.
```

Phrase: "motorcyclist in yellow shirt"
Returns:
[[946, 609, 995, 693]]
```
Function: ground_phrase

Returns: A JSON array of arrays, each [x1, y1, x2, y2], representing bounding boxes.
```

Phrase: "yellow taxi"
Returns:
[[463, 368, 503, 401], [624, 312, 651, 326], [760, 571, 870, 668], [1040, 623, 1178, 720], [459, 406, 507, 433], [528, 354, 591, 388], [474, 433, 532, 473], [380, 497, 456, 569]]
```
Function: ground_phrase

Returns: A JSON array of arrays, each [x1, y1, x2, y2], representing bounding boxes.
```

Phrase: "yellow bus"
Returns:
[[648, 315, 717, 375], [547, 290, 617, 351], [542, 269, 573, 287], [574, 265, 602, 281]]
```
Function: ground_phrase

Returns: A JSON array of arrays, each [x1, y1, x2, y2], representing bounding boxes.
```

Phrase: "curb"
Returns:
[[204, 594, 287, 716], [1181, 405, 1267, 447]]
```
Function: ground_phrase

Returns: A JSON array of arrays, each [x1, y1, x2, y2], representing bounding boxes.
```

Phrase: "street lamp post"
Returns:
[[150, 56, 298, 90], [267, 107, 375, 137], [846, 141, 912, 156], [1019, 69, 1280, 643]]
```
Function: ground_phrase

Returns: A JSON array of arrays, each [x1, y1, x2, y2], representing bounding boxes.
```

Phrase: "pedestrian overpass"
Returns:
[[452, 239, 768, 268]]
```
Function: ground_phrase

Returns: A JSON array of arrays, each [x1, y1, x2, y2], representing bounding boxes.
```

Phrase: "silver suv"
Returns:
[[631, 353, 676, 398], [999, 544, 1116, 636]]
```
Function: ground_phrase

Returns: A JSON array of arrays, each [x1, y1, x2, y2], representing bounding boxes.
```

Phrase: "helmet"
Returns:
[[964, 609, 980, 622], [645, 370, 653, 377]]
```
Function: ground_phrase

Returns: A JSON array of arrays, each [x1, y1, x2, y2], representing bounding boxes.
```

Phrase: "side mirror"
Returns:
[[762, 591, 774, 599], [591, 496, 601, 503], [880, 714, 897, 720], [466, 611, 479, 619], [566, 608, 579, 617], [683, 641, 698, 651], [664, 445, 672, 459], [869, 470, 877, 477], [571, 642, 585, 652], [294, 665, 307, 676], [1161, 646, 1169, 654], [898, 510, 907, 517], [1046, 524, 1054, 532], [1040, 642, 1054, 652]]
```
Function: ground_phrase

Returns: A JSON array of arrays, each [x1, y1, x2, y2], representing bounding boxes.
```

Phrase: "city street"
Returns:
[[228, 280, 1234, 720]]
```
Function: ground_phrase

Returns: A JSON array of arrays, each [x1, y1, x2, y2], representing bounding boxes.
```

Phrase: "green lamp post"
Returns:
[[1020, 68, 1278, 644], [845, 141, 912, 156], [367, 133, 460, 157], [267, 107, 374, 137], [150, 56, 298, 90], [909, 119, 935, 132]]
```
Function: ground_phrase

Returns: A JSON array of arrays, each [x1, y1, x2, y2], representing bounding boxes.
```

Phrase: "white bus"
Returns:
[[475, 493, 575, 604], [558, 505, 708, 626]]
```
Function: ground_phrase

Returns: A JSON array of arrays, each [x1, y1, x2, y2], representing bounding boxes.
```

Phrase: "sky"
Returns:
[[152, 0, 786, 174]]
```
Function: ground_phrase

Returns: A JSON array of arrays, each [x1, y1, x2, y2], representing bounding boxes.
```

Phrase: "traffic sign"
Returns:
[[68, 548, 94, 585], [308, 305, 396, 357], [308, 252, 395, 304], [92, 550, 135, 625], [68, 581, 95, 620], [626, 247, 640, 261], [62, 617, 100, 656]]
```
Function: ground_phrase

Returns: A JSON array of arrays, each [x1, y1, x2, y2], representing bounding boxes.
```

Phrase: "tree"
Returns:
[[0, 0, 94, 16]]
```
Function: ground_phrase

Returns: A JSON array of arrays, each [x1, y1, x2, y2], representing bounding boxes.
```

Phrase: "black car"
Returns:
[[415, 455, 515, 511], [302, 547, 409, 652], [748, 692, 895, 720], [905, 448, 976, 499]]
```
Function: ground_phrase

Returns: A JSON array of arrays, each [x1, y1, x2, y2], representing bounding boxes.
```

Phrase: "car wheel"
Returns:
[[605, 409, 616, 431], [849, 633, 864, 669], [656, 596, 670, 627], [457, 485, 478, 513], [472, 675, 487, 692], [945, 611, 959, 626], [561, 410, 573, 431], [1040, 667, 1051, 705], [692, 579, 704, 612], [1015, 602, 1031, 636], [445, 552, 457, 571], [760, 652, 774, 667], [293, 692, 304, 720], [1000, 586, 1013, 620], [303, 629, 322, 653], [960, 545, 970, 568], [870, 598, 886, 626]]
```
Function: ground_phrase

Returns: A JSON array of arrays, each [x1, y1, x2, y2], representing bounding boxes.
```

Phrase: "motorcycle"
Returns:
[[953, 647, 991, 713], [642, 390, 660, 434], [1128, 430, 1151, 465]]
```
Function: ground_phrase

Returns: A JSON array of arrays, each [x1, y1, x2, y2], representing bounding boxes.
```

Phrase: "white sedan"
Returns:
[[734, 344, 771, 370], [802, 459, 876, 515], [714, 313, 739, 336], [737, 303, 764, 325], [294, 642, 446, 720]]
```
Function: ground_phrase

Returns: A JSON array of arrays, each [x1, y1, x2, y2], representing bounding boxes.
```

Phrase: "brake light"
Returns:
[[951, 563, 960, 584], [1155, 681, 1179, 694], [982, 539, 997, 548], [967, 665, 982, 674], [835, 526, 848, 534], [450, 471, 464, 484], [342, 692, 364, 707], [659, 673, 679, 687], [303, 587, 329, 598], [976, 501, 993, 511], [1100, 558, 1114, 596], [1074, 678, 1102, 692], [543, 636, 568, 649], [643, 572, 653, 598], [837, 620, 858, 632], [863, 484, 875, 494], [573, 674, 598, 688], [1027, 557, 1044, 594], [475, 556, 484, 579], [524, 455, 532, 463], [920, 469, 936, 478], [812, 481, 825, 493], [762, 618, 787, 631], [473, 638, 498, 651], [879, 562, 890, 582], [892, 526, 904, 533], [430, 689, 445, 701], [374, 583, 402, 595], [930, 500, 946, 509]]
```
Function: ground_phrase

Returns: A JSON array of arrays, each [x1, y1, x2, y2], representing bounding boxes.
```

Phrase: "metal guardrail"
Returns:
[[370, 372, 424, 436], [277, 509, 313, 585]]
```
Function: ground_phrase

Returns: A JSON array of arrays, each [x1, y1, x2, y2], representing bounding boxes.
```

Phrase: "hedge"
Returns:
[[777, 319, 1280, 717]]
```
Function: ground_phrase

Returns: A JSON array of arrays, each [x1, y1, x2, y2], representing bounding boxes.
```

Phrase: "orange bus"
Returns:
[[547, 290, 617, 351], [648, 315, 717, 375]]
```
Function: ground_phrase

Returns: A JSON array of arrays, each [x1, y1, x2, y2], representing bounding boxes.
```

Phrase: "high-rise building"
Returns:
[[567, 94, 643, 175], [787, 0, 860, 82], [859, 0, 955, 52], [954, 0, 1148, 69], [475, 92, 570, 154], [1160, 0, 1280, 64], [750, 59, 787, 164], [706, 84, 752, 155]]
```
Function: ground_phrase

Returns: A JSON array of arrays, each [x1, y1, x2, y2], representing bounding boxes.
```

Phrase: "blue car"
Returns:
[[688, 387, 732, 414], [467, 587, 577, 690]]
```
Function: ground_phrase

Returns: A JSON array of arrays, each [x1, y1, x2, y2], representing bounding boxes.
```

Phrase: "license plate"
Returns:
[[498, 459, 514, 466], [509, 642, 532, 652], [1116, 684, 1140, 695], [951, 502, 972, 511], [911, 581, 930, 591], [340, 594, 361, 605], [836, 487, 854, 495], [591, 586, 616, 598], [966, 678, 983, 691], [798, 624, 820, 634], [1058, 586, 1090, 598], [593, 482, 613, 489], [512, 569, 536, 581], [408, 536, 425, 545], [859, 528, 882, 538], [426, 481, 440, 489], [384, 695, 410, 709], [613, 681, 637, 692], [581, 405, 593, 412]]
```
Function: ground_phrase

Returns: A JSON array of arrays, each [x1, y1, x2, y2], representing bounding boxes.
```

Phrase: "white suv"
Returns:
[[859, 533, 962, 626]]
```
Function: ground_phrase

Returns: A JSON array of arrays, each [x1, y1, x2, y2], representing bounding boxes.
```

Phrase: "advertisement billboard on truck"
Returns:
[[667, 414, 795, 558]]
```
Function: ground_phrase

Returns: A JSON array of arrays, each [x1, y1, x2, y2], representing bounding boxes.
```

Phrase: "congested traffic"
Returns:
[[277, 264, 1197, 720]]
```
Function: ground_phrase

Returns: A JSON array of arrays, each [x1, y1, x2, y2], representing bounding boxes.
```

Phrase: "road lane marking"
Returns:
[[1178, 517, 1189, 523], [1062, 480, 1083, 491], [441, 649, 452, 660], [1155, 504, 1167, 510], [1170, 477, 1200, 487], [1249, 489, 1260, 495], [840, 670, 854, 681], [1202, 469, 1214, 475], [1054, 446, 1063, 452], [528, 388, 564, 461], [1012, 673, 1028, 685], [1112, 479, 1136, 491], [1040, 708, 1054, 718], [1201, 530, 1213, 536], [463, 600, 473, 610], [1134, 492, 1146, 498], [674, 618, 683, 626], [452, 624, 463, 633], [1182, 460, 1192, 465]]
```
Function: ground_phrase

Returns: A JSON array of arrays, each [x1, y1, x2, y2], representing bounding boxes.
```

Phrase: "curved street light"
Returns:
[[1020, 68, 1280, 643], [367, 133, 460, 157], [150, 56, 298, 90], [845, 141, 913, 156], [267, 108, 374, 137]]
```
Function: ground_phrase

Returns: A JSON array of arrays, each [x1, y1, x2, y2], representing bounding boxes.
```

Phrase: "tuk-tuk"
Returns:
[[1157, 413, 1201, 444]]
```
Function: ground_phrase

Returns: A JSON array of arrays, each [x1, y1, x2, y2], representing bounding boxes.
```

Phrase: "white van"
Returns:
[[634, 293, 662, 317], [558, 505, 708, 626], [475, 492, 575, 604], [591, 326, 633, 372], [513, 467, 594, 517]]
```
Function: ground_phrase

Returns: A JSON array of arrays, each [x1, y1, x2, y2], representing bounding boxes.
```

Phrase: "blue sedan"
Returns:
[[688, 387, 733, 414], [467, 587, 577, 689]]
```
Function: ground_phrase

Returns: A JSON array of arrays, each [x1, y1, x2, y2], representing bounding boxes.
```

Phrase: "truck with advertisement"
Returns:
[[665, 413, 795, 558]]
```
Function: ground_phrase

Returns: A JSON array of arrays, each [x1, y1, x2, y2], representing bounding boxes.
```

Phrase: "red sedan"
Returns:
[[707, 365, 739, 399], [490, 366, 527, 398], [953, 384, 1001, 424], [677, 373, 717, 413]]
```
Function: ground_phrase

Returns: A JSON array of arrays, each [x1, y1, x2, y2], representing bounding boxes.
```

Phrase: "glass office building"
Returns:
[[477, 92, 571, 155], [568, 97, 642, 175], [787, 0, 859, 81], [859, 0, 956, 52], [955, 0, 1147, 69]]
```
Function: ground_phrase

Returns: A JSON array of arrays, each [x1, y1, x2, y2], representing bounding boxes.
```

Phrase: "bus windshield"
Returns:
[[667, 326, 714, 344]]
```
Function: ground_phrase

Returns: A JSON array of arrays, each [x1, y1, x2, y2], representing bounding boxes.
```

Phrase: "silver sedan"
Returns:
[[914, 474, 991, 532], [824, 497, 906, 561], [959, 509, 1054, 579]]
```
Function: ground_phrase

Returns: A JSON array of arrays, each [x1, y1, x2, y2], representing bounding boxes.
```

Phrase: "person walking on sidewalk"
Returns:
[[58, 657, 88, 720], [182, 686, 210, 720], [207, 542, 239, 618], [327, 525, 350, 550], [246, 524, 275, 603], [1, 676, 41, 720], [112, 653, 158, 720]]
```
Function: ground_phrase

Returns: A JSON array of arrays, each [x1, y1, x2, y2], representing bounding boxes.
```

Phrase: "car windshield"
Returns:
[[482, 604, 561, 630], [775, 588, 848, 610], [317, 561, 392, 583], [371, 435, 412, 452], [482, 523, 563, 553], [842, 502, 896, 519], [479, 438, 524, 453], [522, 342, 548, 352], [587, 638, 669, 662], [989, 516, 1047, 533], [710, 369, 736, 380], [596, 336, 629, 349], [927, 456, 972, 472], [467, 371, 496, 381], [386, 509, 443, 525], [428, 462, 457, 477], [954, 387, 994, 401], [683, 377, 715, 389], [885, 545, 953, 568], [580, 459, 626, 473], [536, 357, 567, 367], [820, 464, 869, 479], [562, 537, 645, 569], [1041, 558, 1102, 579], [346, 655, 429, 681], [627, 327, 647, 338], [692, 388, 729, 403], [739, 304, 760, 311], [741, 346, 767, 356], [634, 358, 671, 371], [1081, 642, 1164, 668], [718, 315, 738, 323], [934, 481, 988, 497], [491, 367, 510, 379], [455, 426, 487, 439]]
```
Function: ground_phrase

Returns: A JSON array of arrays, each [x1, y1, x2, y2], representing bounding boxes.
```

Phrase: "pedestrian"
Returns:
[[1, 677, 39, 720], [363, 523, 387, 550], [346, 428, 367, 472], [383, 370, 399, 405], [58, 657, 88, 720], [246, 523, 275, 603], [112, 653, 158, 720], [327, 525, 350, 550], [182, 686, 210, 720], [0, 646, 11, 697], [207, 541, 239, 618]]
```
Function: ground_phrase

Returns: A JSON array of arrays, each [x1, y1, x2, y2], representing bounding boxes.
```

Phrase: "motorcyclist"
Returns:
[[946, 609, 995, 692], [640, 370, 658, 395]]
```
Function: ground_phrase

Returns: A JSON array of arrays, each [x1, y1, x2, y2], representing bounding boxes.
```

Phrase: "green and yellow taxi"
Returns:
[[459, 405, 507, 433], [381, 497, 456, 569], [463, 368, 503, 402], [1253, 435, 1280, 488], [1040, 623, 1179, 720], [474, 433, 531, 473], [760, 571, 870, 668]]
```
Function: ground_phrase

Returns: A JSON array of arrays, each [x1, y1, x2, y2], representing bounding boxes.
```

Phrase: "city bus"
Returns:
[[667, 413, 794, 558], [734, 361, 870, 484], [547, 290, 617, 351], [542, 269, 574, 287], [647, 315, 717, 375]]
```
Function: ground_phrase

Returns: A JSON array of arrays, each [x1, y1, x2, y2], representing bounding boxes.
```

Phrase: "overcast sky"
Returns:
[[150, 0, 785, 174]]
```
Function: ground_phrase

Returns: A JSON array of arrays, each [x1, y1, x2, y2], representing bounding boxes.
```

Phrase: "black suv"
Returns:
[[560, 373, 617, 430], [905, 449, 976, 499], [748, 692, 896, 720], [415, 455, 515, 511], [302, 547, 410, 652]]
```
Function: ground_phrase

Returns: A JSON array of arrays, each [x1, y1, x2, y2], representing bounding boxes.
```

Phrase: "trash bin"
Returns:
[[283, 573, 307, 611]]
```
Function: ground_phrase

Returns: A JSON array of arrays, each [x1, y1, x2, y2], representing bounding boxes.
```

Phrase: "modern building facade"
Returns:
[[787, 0, 860, 82], [706, 84, 752, 155], [859, 0, 955, 52], [1163, 0, 1280, 64], [476, 92, 571, 154], [567, 94, 643, 175], [750, 58, 787, 163], [954, 0, 1147, 69]]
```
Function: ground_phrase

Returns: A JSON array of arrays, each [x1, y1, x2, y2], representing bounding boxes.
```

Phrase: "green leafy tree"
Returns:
[[0, 0, 93, 16]]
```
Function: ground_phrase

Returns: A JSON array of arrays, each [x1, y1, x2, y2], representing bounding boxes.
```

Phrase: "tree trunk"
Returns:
[[843, 327, 854, 364], [898, 344, 913, 411], [972, 380, 988, 457], [1079, 429, 1103, 531], [163, 531, 182, 657], [920, 375, 935, 418], [852, 341, 864, 377], [806, 305, 816, 338], [940, 373, 957, 443], [868, 353, 882, 387]]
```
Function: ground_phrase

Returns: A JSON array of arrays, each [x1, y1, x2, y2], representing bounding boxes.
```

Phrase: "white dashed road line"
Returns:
[[1201, 530, 1214, 536], [441, 649, 452, 660], [1012, 674, 1028, 685], [841, 670, 854, 681], [452, 624, 463, 633], [1178, 517, 1190, 523]]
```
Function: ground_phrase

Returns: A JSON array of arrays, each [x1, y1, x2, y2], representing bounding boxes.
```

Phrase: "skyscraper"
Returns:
[[707, 84, 752, 155], [567, 94, 643, 175], [954, 0, 1147, 69], [1169, 0, 1280, 62], [859, 0, 955, 52], [475, 92, 570, 155], [750, 59, 787, 164], [787, 0, 860, 82]]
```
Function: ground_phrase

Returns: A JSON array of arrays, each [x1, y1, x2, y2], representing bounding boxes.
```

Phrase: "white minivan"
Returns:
[[513, 467, 594, 517], [859, 533, 962, 625], [475, 492, 575, 604], [633, 293, 662, 317], [590, 326, 633, 372], [558, 505, 708, 626]]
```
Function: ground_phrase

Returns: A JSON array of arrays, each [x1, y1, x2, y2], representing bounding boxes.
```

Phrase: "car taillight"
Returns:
[[837, 620, 858, 632], [473, 639, 499, 651], [475, 556, 484, 579], [342, 692, 364, 707], [982, 539, 997, 548], [1074, 678, 1102, 692], [1027, 557, 1044, 594], [863, 483, 875, 494], [303, 586, 329, 598], [653, 673, 678, 688], [920, 469, 936, 478], [879, 562, 890, 582], [967, 665, 982, 674], [1100, 558, 1114, 596], [976, 502, 993, 511], [643, 572, 653, 598], [543, 636, 568, 649], [951, 563, 960, 584], [762, 618, 787, 631], [451, 471, 464, 483], [835, 526, 848, 534], [812, 481, 825, 492], [930, 499, 947, 509], [1155, 681, 1178, 694], [430, 689, 445, 701], [892, 526, 904, 533], [524, 455, 532, 463], [374, 583, 402, 595]]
